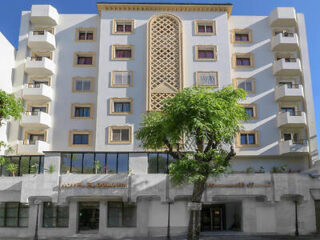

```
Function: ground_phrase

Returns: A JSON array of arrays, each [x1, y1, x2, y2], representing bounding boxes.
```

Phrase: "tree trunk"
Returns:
[[187, 179, 207, 240]]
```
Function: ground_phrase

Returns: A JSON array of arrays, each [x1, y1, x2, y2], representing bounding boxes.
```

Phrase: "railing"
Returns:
[[30, 56, 51, 61], [27, 83, 48, 88], [275, 32, 295, 37], [276, 58, 297, 63], [33, 30, 45, 35], [281, 84, 300, 89], [292, 139, 308, 145], [280, 111, 302, 116], [25, 111, 43, 116]]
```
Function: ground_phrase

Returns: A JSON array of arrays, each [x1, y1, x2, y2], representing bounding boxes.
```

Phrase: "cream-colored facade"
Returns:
[[0, 3, 319, 239]]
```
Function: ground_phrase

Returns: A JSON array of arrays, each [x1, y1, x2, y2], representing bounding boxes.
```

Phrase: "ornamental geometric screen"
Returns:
[[147, 14, 183, 111]]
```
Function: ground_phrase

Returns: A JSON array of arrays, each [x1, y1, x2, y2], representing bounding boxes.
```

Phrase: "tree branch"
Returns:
[[224, 145, 236, 163]]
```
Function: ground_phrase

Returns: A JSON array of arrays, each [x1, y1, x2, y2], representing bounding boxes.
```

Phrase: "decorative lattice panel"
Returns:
[[147, 14, 182, 111]]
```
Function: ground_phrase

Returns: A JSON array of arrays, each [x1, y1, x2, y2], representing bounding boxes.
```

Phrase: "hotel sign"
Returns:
[[60, 182, 128, 188]]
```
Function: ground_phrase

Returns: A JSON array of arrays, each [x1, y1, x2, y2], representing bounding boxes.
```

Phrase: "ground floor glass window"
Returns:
[[107, 202, 136, 227], [148, 153, 174, 173], [0, 202, 29, 227], [43, 202, 69, 228]]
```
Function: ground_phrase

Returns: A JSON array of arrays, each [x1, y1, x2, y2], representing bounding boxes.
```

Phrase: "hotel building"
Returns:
[[0, 2, 320, 238]]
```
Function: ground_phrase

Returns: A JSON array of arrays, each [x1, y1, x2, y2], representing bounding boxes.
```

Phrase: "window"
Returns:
[[233, 53, 254, 68], [113, 19, 134, 34], [111, 71, 133, 87], [24, 131, 47, 145], [282, 132, 300, 143], [237, 131, 259, 147], [75, 28, 96, 41], [71, 103, 93, 119], [110, 98, 133, 114], [108, 126, 132, 144], [27, 104, 48, 115], [73, 52, 96, 67], [148, 153, 175, 174], [43, 202, 69, 228], [60, 152, 129, 174], [195, 45, 217, 61], [112, 45, 134, 60], [28, 77, 50, 88], [31, 52, 52, 61], [196, 72, 218, 87], [108, 202, 136, 227], [72, 77, 94, 92], [69, 130, 92, 147], [232, 29, 252, 43], [33, 27, 54, 35], [0, 156, 44, 177], [242, 104, 257, 119], [194, 20, 216, 35], [234, 78, 256, 93], [0, 202, 29, 227]]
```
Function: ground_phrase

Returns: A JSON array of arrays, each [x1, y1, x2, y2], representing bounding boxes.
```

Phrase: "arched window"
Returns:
[[147, 14, 183, 111]]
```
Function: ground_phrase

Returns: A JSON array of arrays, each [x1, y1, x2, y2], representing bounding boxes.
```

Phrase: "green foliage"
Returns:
[[0, 90, 24, 126], [137, 86, 248, 185], [5, 163, 18, 176], [45, 165, 55, 174], [94, 161, 101, 174]]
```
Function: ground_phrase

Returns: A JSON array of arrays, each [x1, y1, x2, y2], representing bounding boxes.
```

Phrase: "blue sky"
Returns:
[[1, 0, 320, 150]]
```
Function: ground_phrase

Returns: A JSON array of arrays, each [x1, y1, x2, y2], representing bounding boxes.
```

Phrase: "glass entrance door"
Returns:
[[201, 204, 225, 231], [78, 202, 99, 233]]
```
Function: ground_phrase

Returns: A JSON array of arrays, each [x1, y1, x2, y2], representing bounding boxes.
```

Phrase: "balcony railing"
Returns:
[[28, 31, 56, 50], [277, 111, 307, 128], [22, 83, 52, 101], [18, 140, 49, 154], [20, 111, 51, 128], [271, 33, 299, 51], [25, 57, 56, 76], [273, 58, 302, 76], [30, 5, 59, 26], [279, 139, 309, 155]]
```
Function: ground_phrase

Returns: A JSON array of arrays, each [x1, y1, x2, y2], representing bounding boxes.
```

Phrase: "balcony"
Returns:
[[273, 58, 302, 76], [25, 57, 56, 76], [277, 111, 307, 128], [22, 84, 53, 101], [271, 33, 299, 51], [30, 5, 59, 26], [28, 31, 56, 50], [274, 84, 304, 101], [20, 111, 51, 128], [17, 140, 49, 155], [279, 139, 309, 155], [269, 7, 297, 27]]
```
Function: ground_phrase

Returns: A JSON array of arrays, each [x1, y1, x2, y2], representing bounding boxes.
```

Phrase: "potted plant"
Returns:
[[256, 166, 265, 173], [246, 167, 254, 174], [6, 163, 18, 177]]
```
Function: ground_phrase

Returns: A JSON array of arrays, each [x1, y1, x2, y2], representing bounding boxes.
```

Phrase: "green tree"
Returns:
[[136, 86, 248, 240], [0, 90, 24, 127]]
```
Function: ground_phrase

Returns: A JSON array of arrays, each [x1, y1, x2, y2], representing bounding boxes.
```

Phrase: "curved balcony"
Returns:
[[277, 111, 307, 128], [20, 111, 51, 128], [22, 84, 53, 101], [279, 139, 309, 155], [271, 33, 299, 51], [273, 58, 302, 76], [30, 5, 59, 26], [25, 57, 56, 76], [274, 84, 304, 101], [17, 140, 49, 155], [28, 31, 56, 50], [269, 7, 297, 27]]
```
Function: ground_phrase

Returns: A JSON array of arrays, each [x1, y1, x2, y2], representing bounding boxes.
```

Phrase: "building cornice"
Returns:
[[96, 3, 233, 17]]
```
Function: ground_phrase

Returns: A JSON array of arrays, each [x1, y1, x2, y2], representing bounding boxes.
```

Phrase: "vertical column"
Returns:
[[68, 201, 78, 235], [99, 201, 107, 235]]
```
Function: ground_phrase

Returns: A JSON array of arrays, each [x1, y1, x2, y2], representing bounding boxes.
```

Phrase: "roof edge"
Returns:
[[96, 2, 233, 17]]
